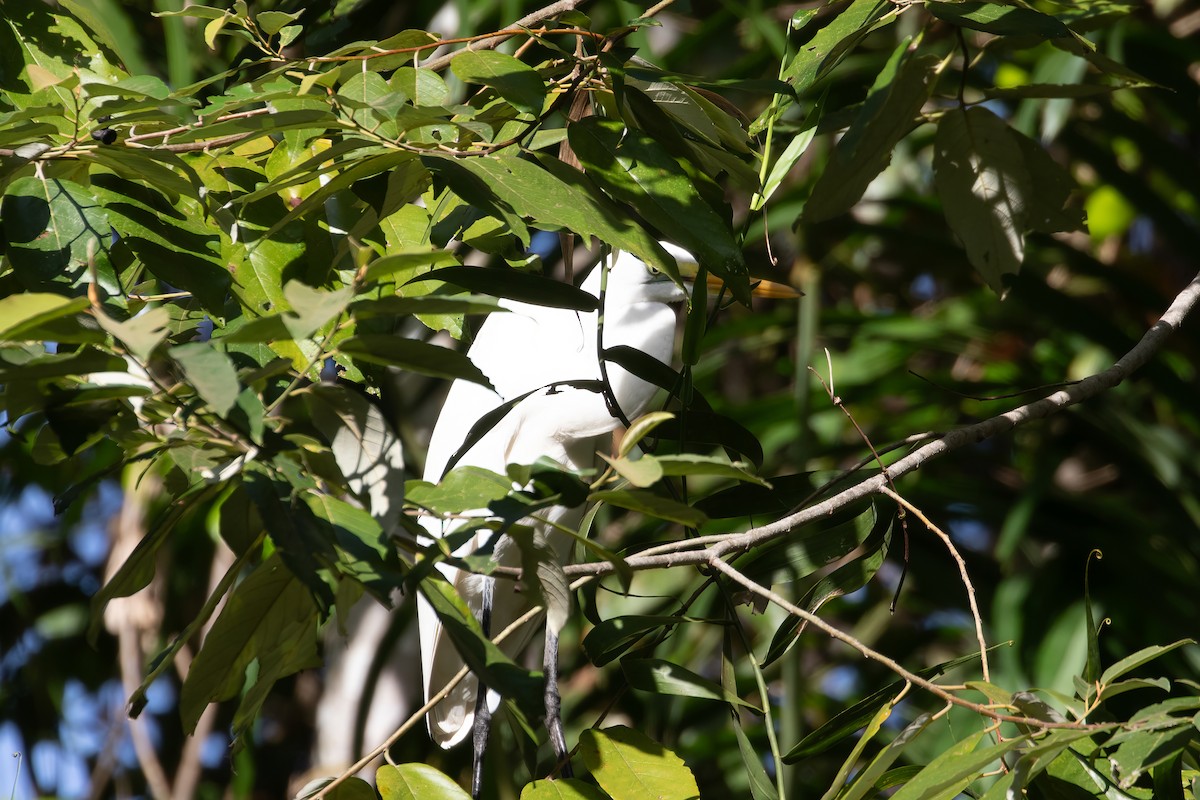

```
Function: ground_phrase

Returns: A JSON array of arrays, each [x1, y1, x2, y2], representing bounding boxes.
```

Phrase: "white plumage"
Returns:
[[416, 243, 693, 748]]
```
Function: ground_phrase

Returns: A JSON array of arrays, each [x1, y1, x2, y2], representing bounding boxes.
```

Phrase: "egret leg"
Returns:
[[543, 628, 574, 778], [471, 579, 494, 800]]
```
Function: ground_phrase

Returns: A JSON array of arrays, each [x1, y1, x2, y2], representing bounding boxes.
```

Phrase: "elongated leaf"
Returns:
[[927, 2, 1071, 37], [406, 266, 597, 311], [568, 118, 749, 303], [784, 649, 995, 761], [589, 489, 707, 527], [363, 250, 460, 283], [836, 714, 933, 800], [0, 294, 90, 341], [451, 50, 546, 115], [934, 107, 1033, 294], [179, 553, 320, 732], [406, 466, 513, 514], [753, 0, 890, 134], [888, 728, 1028, 800], [582, 615, 698, 667], [338, 334, 492, 386], [600, 453, 664, 488], [579, 726, 700, 800], [416, 572, 542, 708], [806, 42, 937, 221], [655, 413, 764, 468], [424, 153, 678, 281], [350, 293, 504, 318], [623, 657, 760, 710], [738, 500, 877, 584], [695, 473, 816, 518], [762, 514, 891, 666], [1100, 640, 1195, 686]]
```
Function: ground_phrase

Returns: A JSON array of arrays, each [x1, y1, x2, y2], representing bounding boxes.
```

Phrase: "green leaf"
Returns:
[[655, 412, 764, 468], [731, 707, 778, 800], [835, 714, 933, 800], [520, 778, 608, 799], [927, 2, 1072, 38], [363, 249, 461, 283], [568, 118, 749, 302], [338, 334, 493, 386], [1100, 640, 1195, 686], [406, 466, 513, 515], [762, 514, 891, 666], [451, 50, 546, 115], [179, 553, 320, 732], [582, 615, 696, 667], [695, 473, 816, 518], [579, 726, 700, 800], [1, 176, 118, 297], [89, 173, 229, 312], [738, 501, 877, 584], [509, 527, 571, 633], [93, 306, 169, 362], [0, 345, 124, 383], [1009, 125, 1085, 234], [934, 106, 1032, 295], [805, 42, 937, 221], [619, 411, 676, 458], [280, 281, 353, 339], [0, 294, 90, 341], [350, 293, 505, 318], [169, 342, 240, 416], [376, 763, 471, 800], [754, 0, 890, 134], [622, 657, 760, 710], [589, 489, 707, 528], [887, 729, 1029, 800], [599, 453, 664, 488], [255, 9, 302, 36], [654, 454, 769, 486], [784, 649, 993, 761], [406, 266, 597, 311], [415, 573, 542, 707], [423, 153, 679, 282], [752, 122, 818, 211]]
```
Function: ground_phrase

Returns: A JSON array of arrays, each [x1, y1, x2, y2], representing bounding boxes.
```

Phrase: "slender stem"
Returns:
[[879, 486, 990, 682]]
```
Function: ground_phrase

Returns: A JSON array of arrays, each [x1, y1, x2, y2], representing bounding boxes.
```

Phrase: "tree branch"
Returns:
[[564, 269, 1200, 578], [421, 0, 590, 73]]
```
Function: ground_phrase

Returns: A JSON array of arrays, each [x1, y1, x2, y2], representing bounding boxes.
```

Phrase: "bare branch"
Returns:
[[565, 269, 1200, 578], [421, 0, 589, 73]]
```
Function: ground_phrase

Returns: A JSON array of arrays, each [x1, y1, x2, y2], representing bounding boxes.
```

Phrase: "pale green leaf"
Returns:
[[377, 763, 471, 800], [170, 342, 240, 416], [580, 726, 700, 800], [933, 106, 1033, 295], [622, 657, 760, 710]]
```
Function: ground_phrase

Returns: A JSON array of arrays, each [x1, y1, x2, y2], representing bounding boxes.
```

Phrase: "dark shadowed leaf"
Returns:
[[338, 334, 492, 385]]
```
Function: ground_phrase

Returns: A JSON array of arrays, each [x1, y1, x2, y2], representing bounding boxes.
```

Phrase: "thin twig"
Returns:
[[421, 0, 590, 72], [562, 269, 1200, 578], [708, 558, 1106, 731], [878, 485, 990, 682]]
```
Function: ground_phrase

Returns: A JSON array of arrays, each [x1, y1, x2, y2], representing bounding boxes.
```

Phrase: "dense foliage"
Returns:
[[1, 0, 1198, 798]]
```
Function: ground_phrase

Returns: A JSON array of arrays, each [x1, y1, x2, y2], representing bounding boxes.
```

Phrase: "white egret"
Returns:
[[416, 242, 793, 795]]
